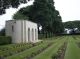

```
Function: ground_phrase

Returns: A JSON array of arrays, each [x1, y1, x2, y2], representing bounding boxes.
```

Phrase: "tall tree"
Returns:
[[13, 0, 64, 37]]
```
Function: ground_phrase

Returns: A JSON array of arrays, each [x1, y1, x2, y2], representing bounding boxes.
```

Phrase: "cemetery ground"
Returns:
[[0, 35, 80, 59]]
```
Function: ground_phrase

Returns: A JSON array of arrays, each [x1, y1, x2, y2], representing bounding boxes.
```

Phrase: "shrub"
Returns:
[[0, 36, 11, 45]]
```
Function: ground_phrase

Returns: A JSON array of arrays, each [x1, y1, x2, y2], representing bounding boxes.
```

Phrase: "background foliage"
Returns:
[[13, 0, 64, 38], [0, 36, 11, 45]]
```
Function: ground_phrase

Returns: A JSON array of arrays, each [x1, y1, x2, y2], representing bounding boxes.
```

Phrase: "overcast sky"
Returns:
[[54, 0, 80, 22], [0, 0, 80, 30]]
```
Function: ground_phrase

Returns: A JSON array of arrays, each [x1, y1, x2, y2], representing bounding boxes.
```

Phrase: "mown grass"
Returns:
[[6, 38, 59, 59], [33, 36, 67, 59], [64, 36, 80, 59], [0, 35, 80, 59], [0, 42, 42, 58]]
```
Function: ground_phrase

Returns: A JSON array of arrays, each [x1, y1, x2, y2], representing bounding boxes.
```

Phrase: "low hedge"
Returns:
[[0, 36, 11, 45]]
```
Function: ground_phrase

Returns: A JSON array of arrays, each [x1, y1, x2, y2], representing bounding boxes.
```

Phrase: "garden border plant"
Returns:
[[6, 40, 54, 59], [52, 42, 67, 59], [25, 42, 53, 59], [0, 41, 43, 58]]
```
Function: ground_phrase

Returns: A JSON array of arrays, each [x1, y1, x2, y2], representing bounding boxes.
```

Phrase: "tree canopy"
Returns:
[[0, 0, 31, 15], [63, 20, 80, 31], [0, 28, 5, 36], [13, 0, 64, 37]]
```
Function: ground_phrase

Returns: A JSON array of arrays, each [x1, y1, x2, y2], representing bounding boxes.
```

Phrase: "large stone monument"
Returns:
[[5, 20, 38, 43]]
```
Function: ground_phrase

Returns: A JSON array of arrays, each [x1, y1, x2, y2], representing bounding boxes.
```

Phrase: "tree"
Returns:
[[0, 0, 31, 15], [63, 21, 75, 29], [63, 20, 80, 34], [13, 7, 30, 20], [63, 21, 80, 29], [52, 15, 64, 34], [13, 0, 64, 37], [0, 28, 5, 36]]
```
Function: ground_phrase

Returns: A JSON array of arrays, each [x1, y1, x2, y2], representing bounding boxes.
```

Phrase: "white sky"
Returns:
[[54, 0, 80, 22], [0, 0, 80, 30]]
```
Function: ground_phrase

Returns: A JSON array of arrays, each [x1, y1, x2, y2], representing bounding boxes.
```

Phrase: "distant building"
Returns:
[[64, 28, 80, 34], [64, 28, 70, 34], [6, 20, 38, 43]]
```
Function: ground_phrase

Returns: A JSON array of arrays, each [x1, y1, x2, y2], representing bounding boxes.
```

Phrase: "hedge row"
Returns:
[[0, 36, 11, 45]]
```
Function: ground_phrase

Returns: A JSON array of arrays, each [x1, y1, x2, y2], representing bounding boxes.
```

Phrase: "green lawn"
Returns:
[[0, 35, 80, 59], [33, 37, 67, 59], [64, 36, 80, 59]]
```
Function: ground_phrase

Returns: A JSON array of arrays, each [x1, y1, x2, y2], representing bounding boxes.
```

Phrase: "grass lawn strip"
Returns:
[[64, 36, 80, 59], [33, 37, 66, 59], [0, 42, 42, 57], [6, 38, 59, 59]]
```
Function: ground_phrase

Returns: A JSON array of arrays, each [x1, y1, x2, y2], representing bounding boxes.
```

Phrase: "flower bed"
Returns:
[[52, 42, 67, 59], [0, 42, 42, 58]]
